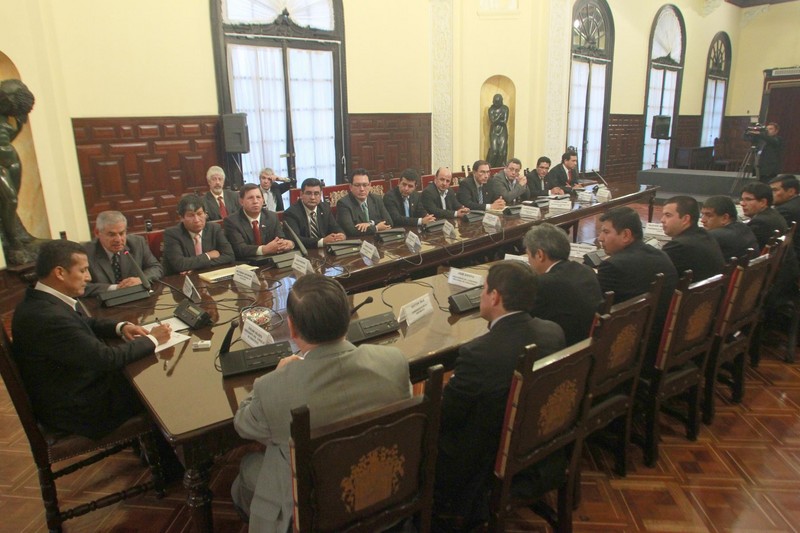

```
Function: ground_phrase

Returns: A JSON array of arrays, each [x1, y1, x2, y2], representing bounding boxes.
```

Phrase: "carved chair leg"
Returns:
[[644, 396, 660, 468], [703, 362, 718, 426], [686, 385, 700, 441], [38, 465, 62, 532], [732, 352, 746, 404], [139, 431, 166, 498], [616, 414, 632, 477]]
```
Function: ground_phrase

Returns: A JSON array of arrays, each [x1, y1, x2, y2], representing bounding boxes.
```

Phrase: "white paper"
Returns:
[[359, 240, 379, 261], [503, 253, 528, 263], [448, 268, 484, 289], [292, 254, 313, 278], [241, 318, 274, 348], [142, 322, 191, 353], [233, 266, 258, 287], [405, 231, 422, 253], [397, 293, 434, 325]]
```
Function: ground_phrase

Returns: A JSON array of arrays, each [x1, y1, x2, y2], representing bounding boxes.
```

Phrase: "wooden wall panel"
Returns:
[[605, 114, 645, 186], [72, 116, 221, 232], [721, 116, 754, 168], [671, 115, 703, 163], [348, 113, 431, 180]]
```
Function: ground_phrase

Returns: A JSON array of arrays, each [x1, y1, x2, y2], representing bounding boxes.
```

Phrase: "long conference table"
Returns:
[[88, 184, 656, 532]]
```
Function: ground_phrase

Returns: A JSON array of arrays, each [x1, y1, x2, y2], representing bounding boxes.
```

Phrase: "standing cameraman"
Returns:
[[752, 122, 783, 183]]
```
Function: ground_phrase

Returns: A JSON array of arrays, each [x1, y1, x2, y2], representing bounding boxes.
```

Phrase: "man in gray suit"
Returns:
[[203, 165, 239, 221], [231, 274, 412, 532], [84, 210, 163, 296]]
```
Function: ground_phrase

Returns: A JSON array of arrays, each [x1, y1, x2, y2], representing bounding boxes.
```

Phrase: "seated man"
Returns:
[[524, 223, 603, 346], [335, 168, 394, 237], [11, 239, 171, 439], [456, 160, 505, 211], [434, 261, 565, 527], [223, 183, 295, 260], [597, 206, 678, 366], [527, 156, 552, 197], [741, 181, 787, 249], [258, 167, 293, 213], [283, 177, 346, 248], [660, 195, 725, 281], [770, 174, 800, 257], [421, 167, 470, 220], [84, 210, 163, 296], [231, 274, 412, 531], [202, 165, 239, 221], [163, 194, 235, 275], [382, 168, 436, 227], [488, 158, 530, 205], [546, 150, 584, 194], [701, 195, 759, 262]]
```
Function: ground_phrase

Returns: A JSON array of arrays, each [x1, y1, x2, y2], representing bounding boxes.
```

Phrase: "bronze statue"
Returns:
[[486, 93, 509, 168], [0, 79, 42, 265]]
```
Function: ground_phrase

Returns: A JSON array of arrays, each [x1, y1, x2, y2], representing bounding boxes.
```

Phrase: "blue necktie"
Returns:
[[478, 186, 484, 204], [404, 198, 410, 217]]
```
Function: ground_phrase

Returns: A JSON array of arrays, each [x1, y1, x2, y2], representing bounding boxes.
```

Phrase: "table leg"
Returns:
[[184, 460, 214, 533]]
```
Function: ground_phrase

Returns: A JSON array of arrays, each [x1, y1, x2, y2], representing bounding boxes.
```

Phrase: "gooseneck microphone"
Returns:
[[219, 320, 239, 355], [592, 169, 609, 188], [123, 250, 152, 290], [350, 296, 374, 315]]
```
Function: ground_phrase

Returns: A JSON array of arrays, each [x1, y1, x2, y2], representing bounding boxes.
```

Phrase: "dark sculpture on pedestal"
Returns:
[[486, 93, 509, 168], [0, 79, 43, 265]]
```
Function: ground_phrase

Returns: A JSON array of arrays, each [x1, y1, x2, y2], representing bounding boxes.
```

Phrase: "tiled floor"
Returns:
[[2, 203, 799, 532]]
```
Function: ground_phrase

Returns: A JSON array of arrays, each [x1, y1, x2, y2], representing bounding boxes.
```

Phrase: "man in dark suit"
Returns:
[[284, 178, 346, 248], [456, 159, 505, 211], [749, 122, 783, 182], [527, 156, 552, 197], [421, 167, 470, 219], [11, 239, 171, 439], [740, 181, 787, 249], [83, 210, 163, 296], [335, 168, 394, 237], [524, 223, 603, 346], [546, 150, 584, 194], [597, 207, 678, 365], [701, 195, 759, 262], [163, 194, 235, 275], [660, 195, 725, 281], [223, 184, 295, 260], [434, 261, 565, 527], [202, 165, 239, 221], [382, 168, 435, 226], [258, 167, 293, 212], [488, 158, 530, 205], [770, 174, 800, 256]]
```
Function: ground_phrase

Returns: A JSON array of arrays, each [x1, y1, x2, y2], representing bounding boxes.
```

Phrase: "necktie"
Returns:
[[404, 198, 410, 218], [309, 211, 320, 240], [477, 186, 484, 204], [111, 252, 122, 283], [252, 220, 262, 245], [440, 193, 446, 210], [217, 196, 228, 218], [194, 234, 203, 256], [360, 202, 369, 223]]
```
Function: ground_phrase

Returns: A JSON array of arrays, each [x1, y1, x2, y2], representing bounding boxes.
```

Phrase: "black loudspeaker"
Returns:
[[651, 115, 671, 140], [222, 113, 250, 153]]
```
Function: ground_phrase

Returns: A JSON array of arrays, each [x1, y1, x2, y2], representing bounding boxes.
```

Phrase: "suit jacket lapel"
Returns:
[[93, 242, 117, 284]]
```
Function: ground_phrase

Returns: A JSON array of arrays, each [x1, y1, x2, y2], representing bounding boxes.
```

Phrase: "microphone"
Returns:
[[219, 320, 239, 355], [282, 221, 309, 257], [350, 296, 374, 315], [592, 169, 609, 188], [123, 250, 152, 290]]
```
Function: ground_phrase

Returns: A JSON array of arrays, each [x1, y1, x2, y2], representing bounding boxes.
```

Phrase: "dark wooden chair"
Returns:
[[582, 275, 662, 476], [703, 251, 774, 425], [636, 271, 728, 466], [488, 342, 594, 533], [0, 327, 166, 533], [144, 229, 165, 260], [290, 365, 443, 532]]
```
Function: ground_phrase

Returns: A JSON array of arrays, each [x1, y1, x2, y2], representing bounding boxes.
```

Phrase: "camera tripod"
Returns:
[[729, 144, 759, 195]]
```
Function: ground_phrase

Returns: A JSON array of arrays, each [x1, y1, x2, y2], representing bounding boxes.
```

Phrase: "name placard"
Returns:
[[596, 187, 612, 202], [182, 276, 198, 300], [398, 293, 434, 325], [359, 240, 380, 261], [577, 191, 594, 203], [291, 254, 313, 278], [482, 212, 501, 228], [443, 220, 457, 238], [644, 222, 668, 238], [549, 199, 573, 211], [241, 319, 274, 348], [519, 205, 541, 220], [448, 268, 484, 289], [569, 243, 597, 259], [405, 231, 422, 253], [233, 266, 258, 287], [503, 253, 528, 263]]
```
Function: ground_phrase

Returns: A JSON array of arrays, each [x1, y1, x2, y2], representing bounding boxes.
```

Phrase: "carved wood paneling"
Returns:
[[721, 115, 757, 167], [671, 114, 703, 152], [605, 114, 645, 186], [348, 113, 431, 180], [72, 116, 221, 232]]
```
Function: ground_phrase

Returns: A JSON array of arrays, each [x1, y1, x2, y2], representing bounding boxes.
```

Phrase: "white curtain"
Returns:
[[700, 79, 725, 148], [567, 60, 606, 172], [642, 68, 677, 170]]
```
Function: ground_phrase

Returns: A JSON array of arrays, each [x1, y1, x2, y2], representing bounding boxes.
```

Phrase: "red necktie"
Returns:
[[217, 196, 228, 218], [252, 220, 261, 245]]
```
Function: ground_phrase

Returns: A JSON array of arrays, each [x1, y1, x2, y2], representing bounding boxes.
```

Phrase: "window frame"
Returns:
[[700, 32, 732, 148]]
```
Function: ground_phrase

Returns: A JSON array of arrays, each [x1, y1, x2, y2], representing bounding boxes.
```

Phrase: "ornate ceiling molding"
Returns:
[[741, 4, 770, 26], [702, 0, 724, 16]]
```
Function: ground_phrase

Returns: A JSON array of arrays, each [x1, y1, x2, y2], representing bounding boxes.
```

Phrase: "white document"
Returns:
[[503, 253, 528, 263], [142, 321, 191, 353]]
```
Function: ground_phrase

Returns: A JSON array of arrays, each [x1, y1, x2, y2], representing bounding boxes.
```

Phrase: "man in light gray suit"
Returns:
[[83, 210, 163, 296], [231, 274, 412, 532]]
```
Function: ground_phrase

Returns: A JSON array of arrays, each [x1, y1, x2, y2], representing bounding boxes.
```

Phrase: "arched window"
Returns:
[[567, 0, 614, 174], [700, 32, 731, 148], [642, 5, 685, 169], [212, 0, 347, 184]]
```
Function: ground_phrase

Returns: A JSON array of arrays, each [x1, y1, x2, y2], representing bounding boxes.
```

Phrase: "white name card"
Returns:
[[482, 212, 501, 228], [448, 268, 484, 289], [291, 254, 313, 278], [443, 220, 457, 238], [549, 199, 573, 211], [596, 187, 612, 202], [398, 293, 434, 326], [503, 253, 528, 263], [644, 222, 667, 238], [241, 319, 274, 348], [233, 266, 258, 287], [736, 204, 746, 221], [577, 191, 594, 203], [359, 240, 380, 261], [405, 231, 422, 253], [570, 243, 598, 257], [519, 205, 541, 220], [183, 275, 198, 300]]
